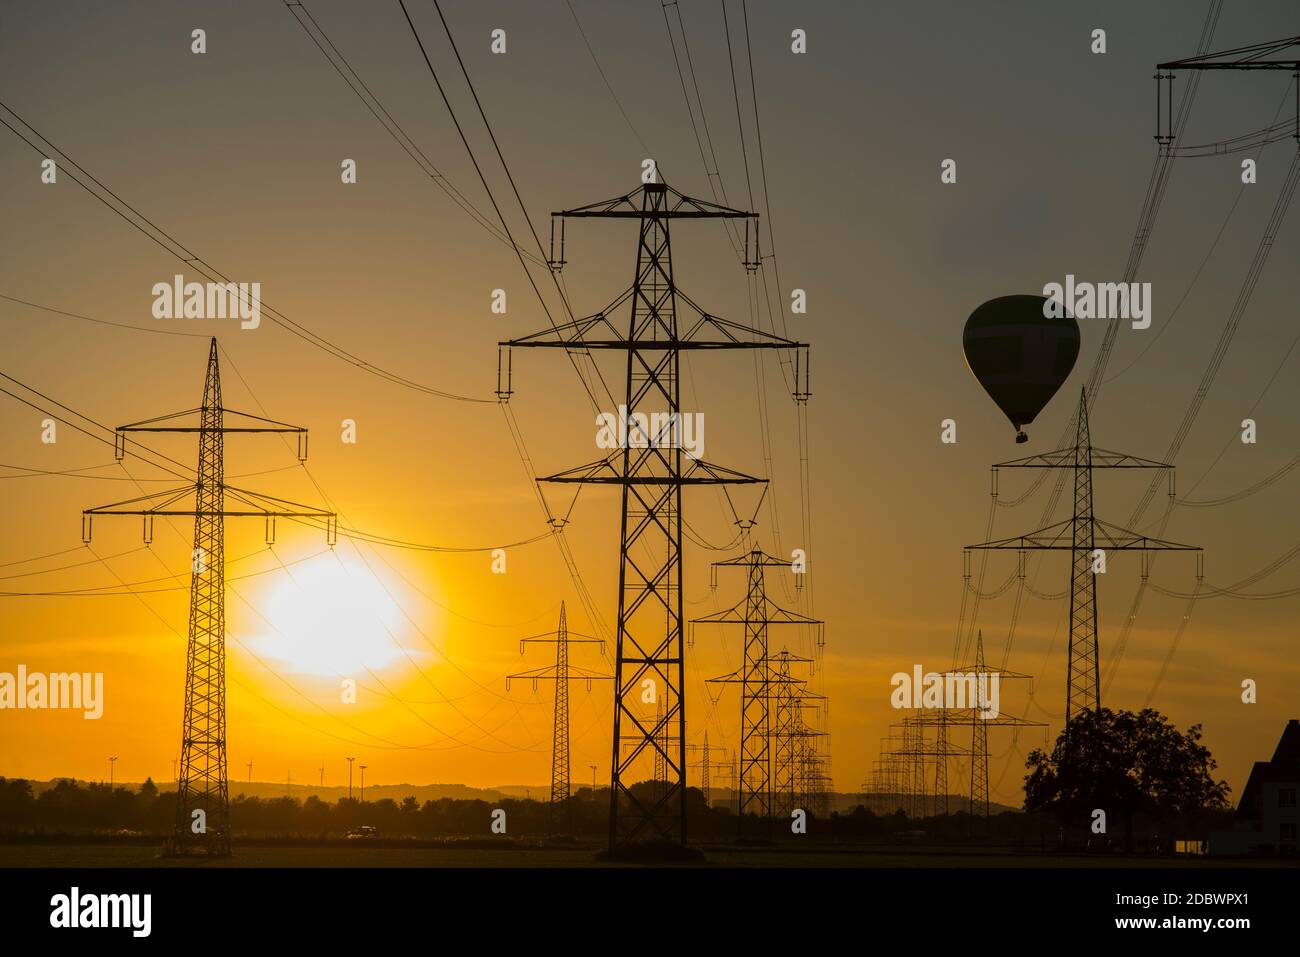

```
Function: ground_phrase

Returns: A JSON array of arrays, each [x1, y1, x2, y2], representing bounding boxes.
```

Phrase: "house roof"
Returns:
[[1236, 719, 1300, 820]]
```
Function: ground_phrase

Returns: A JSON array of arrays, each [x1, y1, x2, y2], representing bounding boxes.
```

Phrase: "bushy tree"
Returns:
[[1024, 707, 1229, 851]]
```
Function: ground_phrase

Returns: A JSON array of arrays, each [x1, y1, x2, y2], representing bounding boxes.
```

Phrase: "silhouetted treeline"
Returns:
[[0, 777, 749, 840], [0, 777, 1231, 851]]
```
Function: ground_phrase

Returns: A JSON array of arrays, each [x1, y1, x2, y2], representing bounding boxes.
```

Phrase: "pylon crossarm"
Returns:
[[223, 486, 334, 518], [1091, 519, 1201, 551], [707, 671, 807, 687], [1159, 36, 1300, 70], [711, 547, 794, 569], [691, 598, 822, 627], [506, 664, 611, 682], [501, 311, 624, 350], [995, 447, 1172, 470], [675, 290, 808, 350], [518, 630, 604, 647], [968, 518, 1199, 551], [555, 181, 754, 219], [83, 484, 198, 514], [945, 663, 1034, 680], [116, 407, 202, 430], [909, 711, 1046, 728], [538, 454, 765, 485], [503, 312, 804, 352], [118, 407, 306, 434]]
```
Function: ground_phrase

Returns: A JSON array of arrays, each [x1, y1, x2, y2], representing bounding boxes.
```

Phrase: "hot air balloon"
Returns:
[[963, 294, 1079, 443]]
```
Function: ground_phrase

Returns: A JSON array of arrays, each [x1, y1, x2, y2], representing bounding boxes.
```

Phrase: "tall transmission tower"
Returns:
[[967, 389, 1201, 724], [694, 547, 823, 837], [499, 179, 809, 852], [507, 602, 609, 837], [81, 338, 335, 855]]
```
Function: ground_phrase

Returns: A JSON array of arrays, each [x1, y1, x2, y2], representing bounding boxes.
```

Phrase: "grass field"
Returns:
[[1, 841, 1295, 868]]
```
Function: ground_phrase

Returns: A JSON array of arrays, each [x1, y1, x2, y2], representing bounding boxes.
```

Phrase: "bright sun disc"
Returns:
[[251, 556, 412, 676]]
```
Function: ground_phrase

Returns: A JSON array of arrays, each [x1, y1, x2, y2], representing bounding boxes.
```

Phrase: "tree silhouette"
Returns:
[[1024, 707, 1230, 851]]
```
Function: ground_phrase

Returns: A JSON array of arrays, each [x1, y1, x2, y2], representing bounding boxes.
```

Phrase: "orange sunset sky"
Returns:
[[2, 0, 1298, 808]]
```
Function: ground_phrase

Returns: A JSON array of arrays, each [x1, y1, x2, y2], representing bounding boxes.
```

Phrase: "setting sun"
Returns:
[[251, 556, 411, 676]]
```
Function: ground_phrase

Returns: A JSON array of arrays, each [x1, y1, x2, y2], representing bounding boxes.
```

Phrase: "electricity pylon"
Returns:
[[967, 388, 1201, 724], [700, 732, 709, 808], [499, 178, 810, 852], [693, 546, 823, 837], [769, 648, 823, 818], [899, 631, 1042, 831], [506, 602, 609, 837], [798, 743, 832, 817], [81, 338, 335, 855], [944, 630, 1037, 822], [653, 697, 667, 804], [684, 737, 724, 810]]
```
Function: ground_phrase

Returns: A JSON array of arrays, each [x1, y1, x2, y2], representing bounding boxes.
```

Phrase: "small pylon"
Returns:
[[507, 602, 610, 837]]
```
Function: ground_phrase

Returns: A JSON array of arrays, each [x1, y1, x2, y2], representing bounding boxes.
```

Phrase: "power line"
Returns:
[[395, 0, 614, 413], [0, 99, 492, 403], [282, 0, 546, 267]]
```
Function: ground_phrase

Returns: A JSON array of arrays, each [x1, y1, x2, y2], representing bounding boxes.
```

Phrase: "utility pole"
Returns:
[[590, 765, 597, 799], [966, 389, 1200, 724], [500, 178, 809, 853], [81, 338, 335, 856], [319, 763, 325, 789], [247, 762, 252, 785], [506, 602, 609, 837], [171, 759, 177, 783], [347, 756, 355, 800], [359, 765, 367, 802], [695, 547, 822, 837], [109, 756, 117, 789]]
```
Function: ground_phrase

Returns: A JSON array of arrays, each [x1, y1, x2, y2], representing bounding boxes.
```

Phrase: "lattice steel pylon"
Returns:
[[685, 735, 722, 809], [506, 602, 609, 836], [653, 697, 667, 803], [700, 732, 710, 807], [907, 631, 1042, 830], [500, 180, 809, 852], [694, 546, 823, 837], [967, 388, 1201, 725], [769, 648, 823, 818], [81, 338, 335, 855]]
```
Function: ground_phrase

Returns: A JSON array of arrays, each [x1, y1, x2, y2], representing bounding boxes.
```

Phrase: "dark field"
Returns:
[[1, 841, 1294, 868]]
